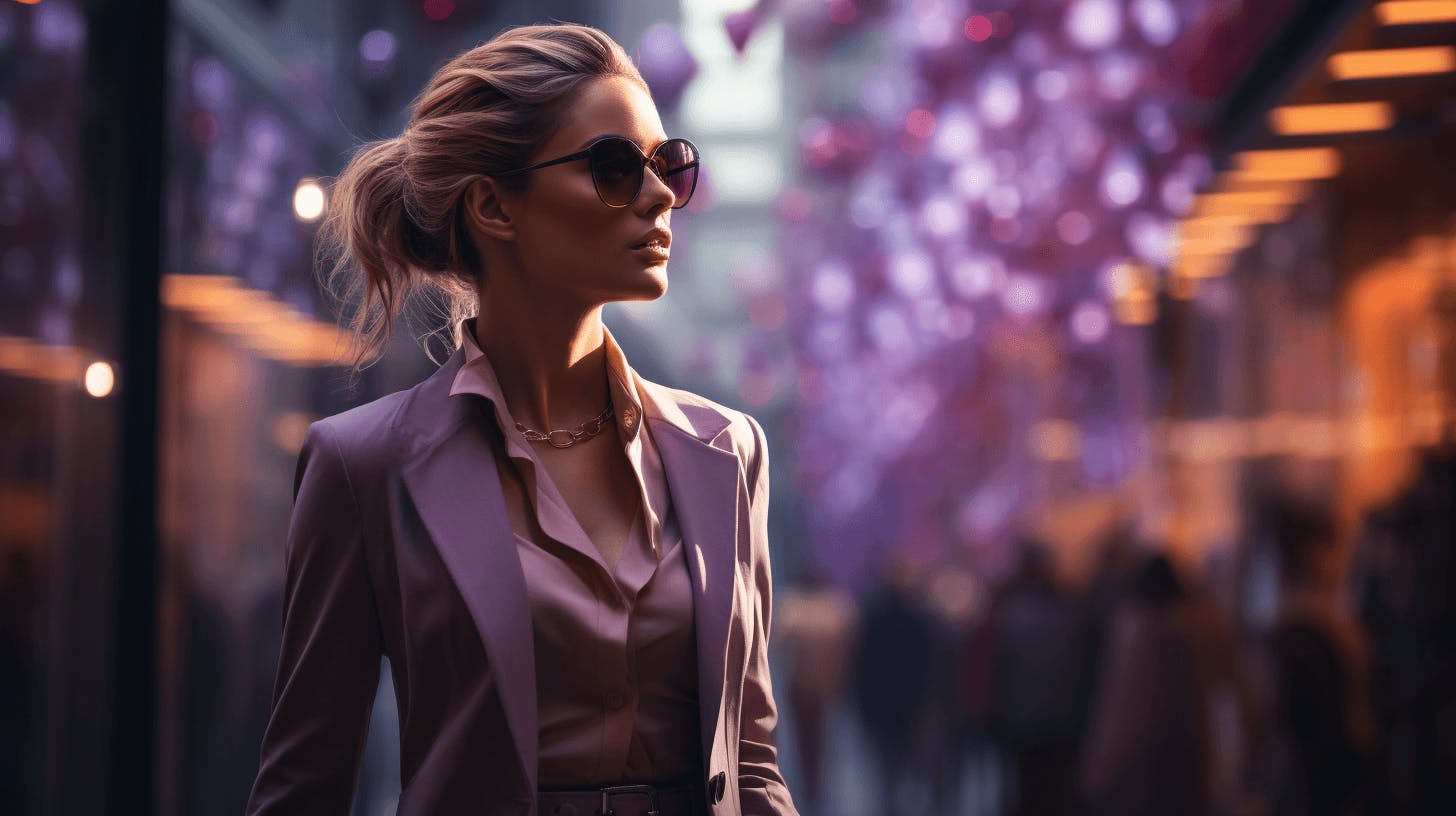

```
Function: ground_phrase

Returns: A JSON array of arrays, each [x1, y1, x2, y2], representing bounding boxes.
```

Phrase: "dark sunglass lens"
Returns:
[[589, 138, 644, 206], [665, 164, 698, 209], [652, 140, 699, 208]]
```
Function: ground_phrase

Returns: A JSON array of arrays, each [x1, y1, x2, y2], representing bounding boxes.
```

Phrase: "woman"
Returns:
[[245, 24, 797, 816]]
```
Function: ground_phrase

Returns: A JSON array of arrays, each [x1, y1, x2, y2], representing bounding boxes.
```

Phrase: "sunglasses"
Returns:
[[495, 136, 700, 209]]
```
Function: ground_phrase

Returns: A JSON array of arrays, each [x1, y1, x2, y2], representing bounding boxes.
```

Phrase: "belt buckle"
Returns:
[[598, 782, 658, 816]]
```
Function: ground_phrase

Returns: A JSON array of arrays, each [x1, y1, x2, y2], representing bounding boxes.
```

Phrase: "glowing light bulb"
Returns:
[[85, 361, 114, 397], [293, 179, 325, 222]]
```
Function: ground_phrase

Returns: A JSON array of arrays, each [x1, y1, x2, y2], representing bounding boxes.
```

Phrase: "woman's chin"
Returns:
[[582, 265, 669, 305], [621, 266, 669, 299]]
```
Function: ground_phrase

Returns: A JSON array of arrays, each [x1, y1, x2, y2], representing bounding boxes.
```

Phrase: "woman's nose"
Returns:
[[636, 161, 677, 212]]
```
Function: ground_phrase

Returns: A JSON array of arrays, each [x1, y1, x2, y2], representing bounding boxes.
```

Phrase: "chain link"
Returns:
[[514, 404, 615, 449]]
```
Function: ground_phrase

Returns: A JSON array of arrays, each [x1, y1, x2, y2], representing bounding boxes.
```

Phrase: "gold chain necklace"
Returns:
[[514, 404, 614, 449]]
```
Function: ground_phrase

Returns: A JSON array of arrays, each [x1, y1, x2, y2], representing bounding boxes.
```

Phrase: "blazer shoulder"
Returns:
[[309, 385, 415, 469], [644, 379, 767, 466]]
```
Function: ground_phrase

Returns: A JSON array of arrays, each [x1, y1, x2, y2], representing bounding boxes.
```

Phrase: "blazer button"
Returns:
[[711, 771, 727, 804]]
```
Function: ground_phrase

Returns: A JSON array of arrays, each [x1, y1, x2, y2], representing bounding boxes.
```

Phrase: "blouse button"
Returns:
[[710, 771, 727, 803]]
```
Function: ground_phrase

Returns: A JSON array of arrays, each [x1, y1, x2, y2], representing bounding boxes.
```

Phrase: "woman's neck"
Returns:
[[472, 297, 611, 434]]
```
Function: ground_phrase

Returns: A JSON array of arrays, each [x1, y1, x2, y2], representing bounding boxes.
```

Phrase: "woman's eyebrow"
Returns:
[[573, 133, 668, 152], [575, 133, 623, 150]]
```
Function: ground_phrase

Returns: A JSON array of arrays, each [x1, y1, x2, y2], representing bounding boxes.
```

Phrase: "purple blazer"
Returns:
[[245, 344, 798, 815]]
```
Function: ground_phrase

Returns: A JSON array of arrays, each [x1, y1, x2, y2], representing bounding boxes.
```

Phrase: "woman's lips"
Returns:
[[631, 242, 670, 262]]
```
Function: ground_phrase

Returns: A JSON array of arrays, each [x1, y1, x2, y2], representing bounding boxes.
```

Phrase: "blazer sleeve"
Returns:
[[738, 413, 800, 815], [246, 420, 383, 815]]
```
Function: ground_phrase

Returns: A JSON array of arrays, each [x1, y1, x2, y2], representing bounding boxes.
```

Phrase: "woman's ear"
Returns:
[[463, 177, 517, 242]]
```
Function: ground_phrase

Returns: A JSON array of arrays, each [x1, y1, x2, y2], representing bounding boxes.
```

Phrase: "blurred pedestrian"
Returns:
[[951, 572, 1002, 815], [1264, 498, 1375, 816], [853, 556, 936, 815], [1079, 553, 1217, 816], [992, 541, 1082, 816], [777, 573, 858, 815]]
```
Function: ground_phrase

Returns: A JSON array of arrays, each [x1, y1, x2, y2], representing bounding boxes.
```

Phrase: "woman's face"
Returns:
[[491, 75, 678, 307]]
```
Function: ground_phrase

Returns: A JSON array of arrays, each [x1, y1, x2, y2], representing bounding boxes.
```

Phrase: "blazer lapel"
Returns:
[[398, 350, 539, 795], [393, 342, 741, 796], [648, 412, 742, 779]]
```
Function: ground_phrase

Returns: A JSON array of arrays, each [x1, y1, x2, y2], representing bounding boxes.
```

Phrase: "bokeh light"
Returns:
[[84, 361, 114, 397], [292, 179, 324, 222]]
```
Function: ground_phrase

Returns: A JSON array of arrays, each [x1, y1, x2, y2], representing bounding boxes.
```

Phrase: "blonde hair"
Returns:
[[318, 23, 646, 389]]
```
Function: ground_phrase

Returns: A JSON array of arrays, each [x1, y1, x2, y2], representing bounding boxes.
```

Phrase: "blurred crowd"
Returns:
[[775, 450, 1456, 816]]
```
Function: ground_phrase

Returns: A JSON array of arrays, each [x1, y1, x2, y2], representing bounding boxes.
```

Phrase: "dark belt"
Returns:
[[538, 781, 705, 816]]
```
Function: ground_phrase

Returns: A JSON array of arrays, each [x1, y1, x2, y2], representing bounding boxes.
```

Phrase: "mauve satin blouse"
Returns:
[[447, 317, 701, 789]]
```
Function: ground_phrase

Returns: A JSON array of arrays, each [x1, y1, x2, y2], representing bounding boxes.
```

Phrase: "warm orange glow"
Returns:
[[1232, 148, 1342, 182], [1178, 214, 1262, 236], [1156, 415, 1358, 461], [1030, 420, 1081, 461], [1205, 171, 1310, 222], [1176, 237, 1256, 259], [1270, 101, 1396, 135], [1375, 1, 1456, 26], [162, 274, 350, 367], [1176, 222, 1257, 255], [161, 274, 247, 309], [1114, 292, 1157, 325], [1106, 261, 1159, 324], [1174, 253, 1233, 280], [1190, 186, 1306, 219], [1107, 261, 1157, 299], [1165, 418, 1245, 462], [1168, 273, 1201, 300], [238, 319, 350, 366], [0, 335, 89, 383], [1340, 234, 1456, 518], [1328, 46, 1456, 80], [207, 298, 298, 330], [270, 412, 315, 454], [1178, 214, 1259, 234], [1106, 263, 1136, 299], [14, 1, 44, 6]]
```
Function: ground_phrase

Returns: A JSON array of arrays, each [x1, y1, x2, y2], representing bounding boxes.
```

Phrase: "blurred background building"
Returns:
[[2, 0, 1454, 814]]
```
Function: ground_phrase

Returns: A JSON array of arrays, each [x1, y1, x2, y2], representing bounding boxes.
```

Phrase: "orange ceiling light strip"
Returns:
[[161, 274, 351, 367], [1190, 185, 1307, 219], [0, 335, 89, 383], [1179, 214, 1262, 233], [1269, 101, 1396, 135], [1175, 217, 1256, 247], [1328, 46, 1456, 80], [1375, 1, 1456, 26], [1232, 148, 1342, 182], [1176, 231, 1258, 258], [1174, 255, 1234, 280]]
